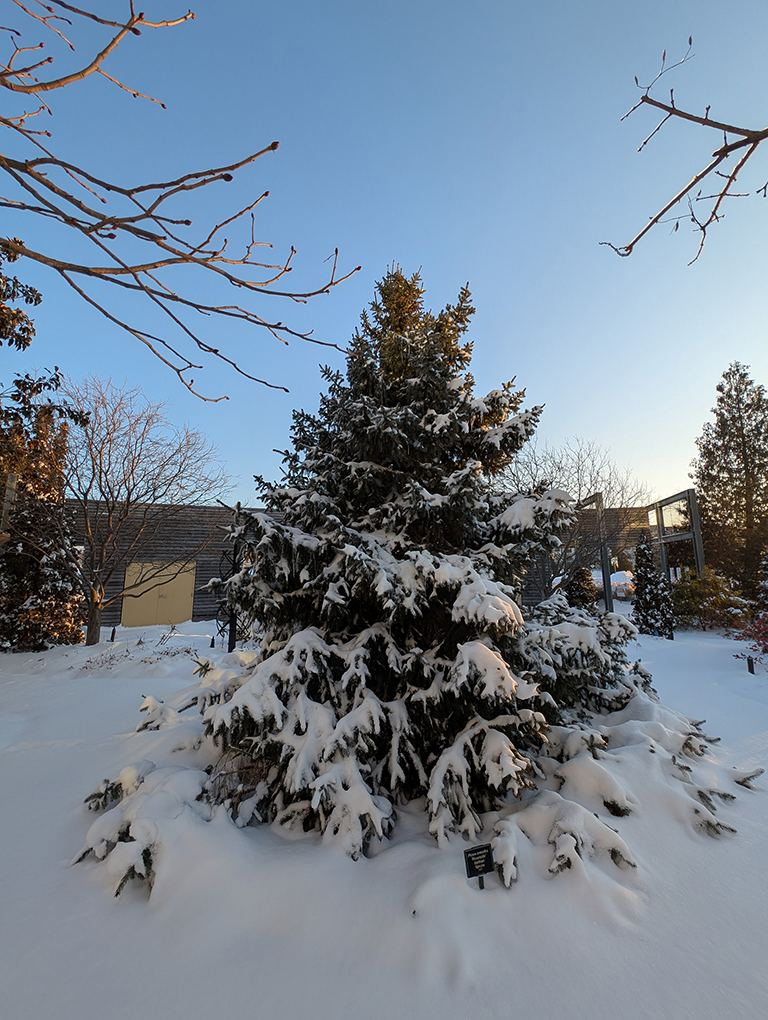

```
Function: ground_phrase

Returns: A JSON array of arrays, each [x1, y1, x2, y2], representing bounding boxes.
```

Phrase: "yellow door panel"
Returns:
[[121, 561, 196, 627]]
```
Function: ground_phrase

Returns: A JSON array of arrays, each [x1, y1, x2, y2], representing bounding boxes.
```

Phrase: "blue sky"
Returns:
[[5, 0, 768, 505]]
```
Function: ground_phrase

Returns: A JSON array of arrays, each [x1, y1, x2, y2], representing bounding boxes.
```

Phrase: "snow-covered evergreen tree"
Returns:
[[198, 269, 639, 857], [559, 565, 599, 608], [632, 531, 674, 640], [74, 274, 748, 899], [0, 371, 85, 651]]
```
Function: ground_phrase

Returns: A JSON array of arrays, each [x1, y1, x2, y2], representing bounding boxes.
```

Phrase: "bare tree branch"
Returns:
[[604, 41, 768, 260], [1, 4, 360, 398], [502, 436, 650, 594], [60, 376, 232, 643]]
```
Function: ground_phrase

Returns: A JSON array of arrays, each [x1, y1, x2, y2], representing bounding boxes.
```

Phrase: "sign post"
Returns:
[[463, 843, 495, 889]]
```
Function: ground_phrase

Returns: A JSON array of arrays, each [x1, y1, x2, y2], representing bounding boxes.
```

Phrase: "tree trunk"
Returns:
[[85, 598, 103, 646]]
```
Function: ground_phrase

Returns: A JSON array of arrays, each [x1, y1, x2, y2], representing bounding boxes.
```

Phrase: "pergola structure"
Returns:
[[648, 488, 705, 580]]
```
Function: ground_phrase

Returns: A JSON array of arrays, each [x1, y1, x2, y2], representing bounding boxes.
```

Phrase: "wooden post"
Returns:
[[227, 535, 239, 653], [594, 493, 614, 613], [686, 488, 705, 578]]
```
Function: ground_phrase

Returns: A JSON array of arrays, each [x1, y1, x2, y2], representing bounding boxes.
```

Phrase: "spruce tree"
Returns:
[[0, 371, 85, 651], [755, 550, 768, 614], [691, 363, 768, 601], [202, 269, 639, 857], [560, 565, 599, 608], [632, 531, 674, 639]]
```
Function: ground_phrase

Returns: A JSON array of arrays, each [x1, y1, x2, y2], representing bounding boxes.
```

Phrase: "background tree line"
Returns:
[[2, 242, 229, 650], [0, 362, 229, 650]]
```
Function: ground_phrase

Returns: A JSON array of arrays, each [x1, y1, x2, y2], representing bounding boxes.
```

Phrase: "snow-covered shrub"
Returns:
[[520, 592, 638, 707], [611, 570, 635, 600], [672, 566, 750, 631], [74, 764, 211, 896]]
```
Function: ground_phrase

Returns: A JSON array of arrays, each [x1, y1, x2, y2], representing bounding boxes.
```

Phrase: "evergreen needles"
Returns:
[[204, 269, 638, 856], [632, 531, 674, 640]]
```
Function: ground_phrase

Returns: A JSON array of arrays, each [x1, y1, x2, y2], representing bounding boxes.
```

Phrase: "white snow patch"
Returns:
[[0, 621, 766, 1020]]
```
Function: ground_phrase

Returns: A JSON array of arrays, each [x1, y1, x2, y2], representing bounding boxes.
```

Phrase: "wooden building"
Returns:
[[69, 501, 244, 629]]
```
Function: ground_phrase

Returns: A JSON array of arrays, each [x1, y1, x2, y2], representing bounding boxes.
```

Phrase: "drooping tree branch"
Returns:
[[603, 40, 768, 263], [1, 3, 360, 399]]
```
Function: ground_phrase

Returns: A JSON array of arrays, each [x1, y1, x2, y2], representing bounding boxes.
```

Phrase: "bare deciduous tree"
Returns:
[[505, 436, 650, 509], [1, 2, 359, 399], [62, 376, 230, 644], [604, 40, 768, 263], [503, 436, 650, 596]]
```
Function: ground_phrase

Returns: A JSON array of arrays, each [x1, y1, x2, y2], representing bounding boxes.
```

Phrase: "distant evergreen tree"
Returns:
[[755, 550, 768, 614], [691, 363, 768, 601], [0, 371, 85, 651], [560, 565, 599, 608], [632, 531, 673, 639]]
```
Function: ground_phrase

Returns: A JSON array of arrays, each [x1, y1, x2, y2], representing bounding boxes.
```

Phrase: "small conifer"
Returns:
[[632, 531, 674, 639], [560, 566, 599, 608], [671, 566, 750, 631], [0, 372, 85, 651]]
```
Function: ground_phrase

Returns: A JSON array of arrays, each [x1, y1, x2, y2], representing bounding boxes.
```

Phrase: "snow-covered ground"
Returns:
[[1, 622, 766, 1020]]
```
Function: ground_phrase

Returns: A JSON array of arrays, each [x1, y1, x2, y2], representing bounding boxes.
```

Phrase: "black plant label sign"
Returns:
[[463, 843, 495, 880]]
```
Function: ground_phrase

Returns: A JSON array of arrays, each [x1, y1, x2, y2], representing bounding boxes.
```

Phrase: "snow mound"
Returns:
[[73, 644, 753, 899], [513, 789, 636, 874], [74, 765, 211, 895]]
